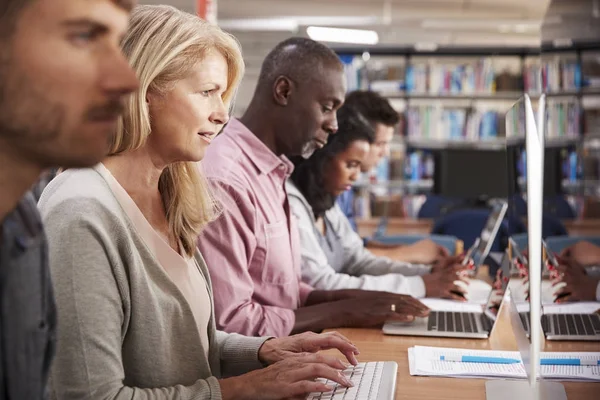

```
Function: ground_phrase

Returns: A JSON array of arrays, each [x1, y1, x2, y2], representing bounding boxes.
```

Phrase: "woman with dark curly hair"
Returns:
[[288, 105, 468, 299]]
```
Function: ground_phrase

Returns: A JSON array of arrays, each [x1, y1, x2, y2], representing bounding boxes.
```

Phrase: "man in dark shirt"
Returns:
[[0, 0, 138, 398]]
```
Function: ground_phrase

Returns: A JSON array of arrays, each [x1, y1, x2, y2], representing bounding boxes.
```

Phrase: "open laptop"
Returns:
[[463, 201, 508, 277], [513, 241, 600, 341], [382, 252, 511, 339]]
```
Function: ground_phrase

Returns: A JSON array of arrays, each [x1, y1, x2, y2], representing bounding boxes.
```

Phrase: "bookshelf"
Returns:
[[336, 42, 600, 218]]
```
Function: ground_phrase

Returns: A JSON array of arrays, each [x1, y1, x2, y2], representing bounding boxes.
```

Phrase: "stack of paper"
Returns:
[[408, 346, 600, 381]]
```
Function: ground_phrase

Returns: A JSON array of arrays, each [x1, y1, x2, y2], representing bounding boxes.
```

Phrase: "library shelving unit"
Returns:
[[335, 41, 600, 218]]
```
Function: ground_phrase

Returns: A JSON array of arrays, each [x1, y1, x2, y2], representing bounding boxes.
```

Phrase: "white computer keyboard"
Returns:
[[306, 361, 397, 400]]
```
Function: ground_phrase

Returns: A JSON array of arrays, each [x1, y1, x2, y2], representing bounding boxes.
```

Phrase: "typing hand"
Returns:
[[560, 241, 600, 267], [335, 292, 430, 327], [423, 262, 469, 301], [258, 331, 359, 366], [220, 354, 353, 400], [552, 258, 599, 302], [430, 255, 467, 274]]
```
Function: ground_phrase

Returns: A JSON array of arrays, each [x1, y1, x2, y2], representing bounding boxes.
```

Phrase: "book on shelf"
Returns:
[[406, 105, 503, 141], [523, 58, 542, 94], [406, 58, 505, 95], [506, 98, 581, 140], [546, 99, 581, 139], [542, 58, 581, 92]]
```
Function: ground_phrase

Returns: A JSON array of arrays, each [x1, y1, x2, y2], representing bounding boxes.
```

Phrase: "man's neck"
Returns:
[[239, 103, 279, 156], [0, 146, 43, 222]]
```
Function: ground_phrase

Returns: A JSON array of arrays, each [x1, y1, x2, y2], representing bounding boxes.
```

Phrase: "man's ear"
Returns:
[[273, 75, 294, 106]]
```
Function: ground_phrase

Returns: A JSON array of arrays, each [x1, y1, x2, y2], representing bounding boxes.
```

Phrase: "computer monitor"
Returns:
[[433, 148, 509, 200], [487, 94, 566, 400]]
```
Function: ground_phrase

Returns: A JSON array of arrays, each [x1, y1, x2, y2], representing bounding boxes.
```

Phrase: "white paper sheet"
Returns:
[[424, 278, 491, 306], [542, 302, 600, 315], [419, 298, 483, 313], [408, 346, 600, 381]]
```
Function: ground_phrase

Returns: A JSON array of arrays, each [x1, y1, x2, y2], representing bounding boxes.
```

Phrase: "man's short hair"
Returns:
[[344, 90, 400, 127], [0, 0, 135, 39], [0, 0, 34, 39], [256, 37, 342, 90]]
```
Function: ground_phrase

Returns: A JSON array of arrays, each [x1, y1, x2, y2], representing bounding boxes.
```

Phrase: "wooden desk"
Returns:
[[356, 218, 433, 238], [564, 219, 600, 236], [325, 300, 600, 399]]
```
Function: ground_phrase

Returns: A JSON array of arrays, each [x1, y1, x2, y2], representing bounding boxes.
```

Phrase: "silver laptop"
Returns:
[[382, 253, 511, 339], [464, 201, 508, 277], [512, 241, 600, 341]]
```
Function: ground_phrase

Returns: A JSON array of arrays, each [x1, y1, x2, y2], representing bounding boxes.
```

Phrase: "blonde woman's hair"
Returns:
[[112, 4, 244, 257]]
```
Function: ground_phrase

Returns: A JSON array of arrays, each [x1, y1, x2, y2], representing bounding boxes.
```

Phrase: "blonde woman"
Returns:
[[38, 5, 358, 400]]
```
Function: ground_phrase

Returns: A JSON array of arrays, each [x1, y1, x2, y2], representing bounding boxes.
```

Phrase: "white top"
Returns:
[[287, 180, 431, 298], [97, 163, 211, 356]]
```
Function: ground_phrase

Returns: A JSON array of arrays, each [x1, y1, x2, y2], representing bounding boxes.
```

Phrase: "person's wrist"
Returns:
[[220, 376, 248, 400], [421, 274, 433, 296], [257, 338, 277, 366]]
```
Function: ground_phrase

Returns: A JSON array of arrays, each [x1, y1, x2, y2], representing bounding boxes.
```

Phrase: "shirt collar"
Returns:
[[224, 118, 294, 177], [1, 192, 43, 254]]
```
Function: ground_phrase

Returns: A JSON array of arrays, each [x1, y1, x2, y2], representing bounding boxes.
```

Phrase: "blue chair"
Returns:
[[509, 233, 529, 252], [417, 195, 463, 219], [543, 195, 576, 220], [431, 209, 509, 252]]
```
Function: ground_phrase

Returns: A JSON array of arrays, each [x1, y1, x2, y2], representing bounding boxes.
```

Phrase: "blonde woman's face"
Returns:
[[146, 49, 229, 164]]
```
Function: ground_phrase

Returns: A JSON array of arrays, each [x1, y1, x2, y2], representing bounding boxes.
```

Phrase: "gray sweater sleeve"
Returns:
[[216, 331, 269, 377], [45, 201, 223, 400]]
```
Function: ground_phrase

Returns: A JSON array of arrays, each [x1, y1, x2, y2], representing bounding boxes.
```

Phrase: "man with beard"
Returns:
[[198, 37, 430, 337], [0, 0, 137, 398]]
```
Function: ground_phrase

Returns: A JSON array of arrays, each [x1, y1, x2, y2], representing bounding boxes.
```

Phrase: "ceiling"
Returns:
[[142, 0, 553, 72], [139, 0, 597, 113]]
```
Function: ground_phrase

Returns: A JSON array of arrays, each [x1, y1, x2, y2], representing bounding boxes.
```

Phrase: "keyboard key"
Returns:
[[582, 314, 595, 335], [307, 362, 395, 400], [447, 312, 455, 332], [439, 312, 446, 332], [463, 313, 473, 333], [556, 314, 567, 335], [428, 311, 437, 331], [469, 313, 477, 333], [456, 312, 464, 332], [574, 314, 585, 335], [566, 314, 577, 335], [591, 314, 600, 333]]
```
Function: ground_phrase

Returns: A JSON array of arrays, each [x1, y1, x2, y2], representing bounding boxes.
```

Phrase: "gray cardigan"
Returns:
[[287, 181, 431, 298], [38, 167, 268, 400]]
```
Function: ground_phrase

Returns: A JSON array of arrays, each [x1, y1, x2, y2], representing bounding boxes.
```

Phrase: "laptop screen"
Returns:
[[484, 251, 511, 322], [471, 202, 508, 267]]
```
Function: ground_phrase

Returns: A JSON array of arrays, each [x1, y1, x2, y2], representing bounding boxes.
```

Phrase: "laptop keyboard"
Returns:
[[427, 311, 480, 333], [550, 313, 600, 336], [520, 312, 600, 336], [519, 312, 531, 333], [306, 362, 396, 400]]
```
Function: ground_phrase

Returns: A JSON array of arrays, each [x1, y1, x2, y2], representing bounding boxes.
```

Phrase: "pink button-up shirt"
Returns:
[[198, 118, 313, 337]]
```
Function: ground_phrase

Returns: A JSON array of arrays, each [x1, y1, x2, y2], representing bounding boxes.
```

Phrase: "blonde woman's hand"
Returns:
[[219, 353, 353, 400], [258, 331, 359, 366]]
